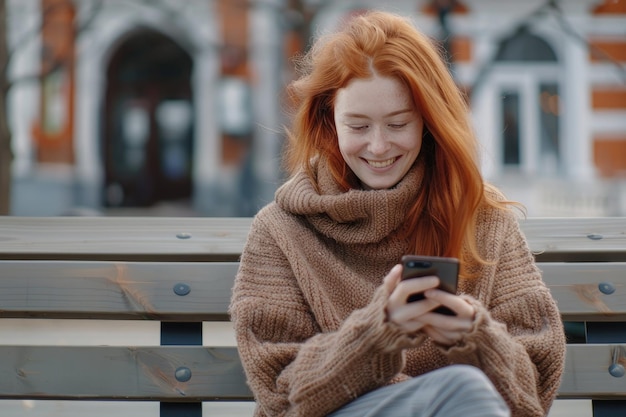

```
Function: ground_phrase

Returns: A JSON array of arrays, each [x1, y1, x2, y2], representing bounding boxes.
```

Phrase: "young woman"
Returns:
[[230, 10, 565, 417]]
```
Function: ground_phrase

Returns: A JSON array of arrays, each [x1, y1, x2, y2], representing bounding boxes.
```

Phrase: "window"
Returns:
[[492, 28, 561, 175], [501, 91, 521, 165]]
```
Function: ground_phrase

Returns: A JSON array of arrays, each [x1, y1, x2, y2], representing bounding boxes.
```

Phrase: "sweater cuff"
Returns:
[[357, 285, 427, 384], [362, 284, 428, 352]]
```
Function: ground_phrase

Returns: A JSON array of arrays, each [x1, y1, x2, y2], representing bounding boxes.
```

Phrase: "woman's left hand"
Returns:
[[419, 288, 476, 346]]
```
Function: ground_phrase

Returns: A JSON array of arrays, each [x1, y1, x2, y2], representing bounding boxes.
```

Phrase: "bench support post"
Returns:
[[160, 322, 203, 417], [160, 402, 202, 416]]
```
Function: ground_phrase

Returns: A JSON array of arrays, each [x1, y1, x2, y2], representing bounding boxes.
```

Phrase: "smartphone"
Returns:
[[400, 255, 459, 316]]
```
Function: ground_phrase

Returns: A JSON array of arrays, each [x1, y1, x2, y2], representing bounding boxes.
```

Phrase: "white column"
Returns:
[[192, 50, 221, 184], [75, 32, 103, 187], [186, 2, 221, 187], [7, 0, 41, 177], [470, 15, 502, 179], [250, 0, 285, 199], [559, 16, 595, 180]]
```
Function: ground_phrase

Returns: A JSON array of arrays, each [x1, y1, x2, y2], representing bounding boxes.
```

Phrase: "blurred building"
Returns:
[[6, 0, 626, 217]]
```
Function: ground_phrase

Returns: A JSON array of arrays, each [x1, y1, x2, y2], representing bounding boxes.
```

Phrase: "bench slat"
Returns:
[[0, 261, 238, 321], [0, 217, 252, 262], [521, 218, 626, 262], [0, 344, 622, 401], [558, 344, 626, 399], [0, 346, 251, 401], [539, 263, 626, 321], [1, 260, 624, 322], [1, 217, 626, 261], [0, 261, 626, 321]]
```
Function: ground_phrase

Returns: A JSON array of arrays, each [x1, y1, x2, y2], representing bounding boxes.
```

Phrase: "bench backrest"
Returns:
[[1, 217, 625, 412]]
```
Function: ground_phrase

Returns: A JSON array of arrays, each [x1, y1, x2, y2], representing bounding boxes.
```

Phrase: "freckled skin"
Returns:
[[334, 74, 424, 190]]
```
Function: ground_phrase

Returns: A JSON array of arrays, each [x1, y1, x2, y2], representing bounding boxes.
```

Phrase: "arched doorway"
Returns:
[[103, 29, 194, 208]]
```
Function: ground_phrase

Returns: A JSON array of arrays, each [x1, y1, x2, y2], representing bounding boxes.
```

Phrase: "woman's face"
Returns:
[[334, 74, 423, 190]]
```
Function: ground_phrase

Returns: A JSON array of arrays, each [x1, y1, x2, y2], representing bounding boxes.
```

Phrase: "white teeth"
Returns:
[[367, 158, 396, 168]]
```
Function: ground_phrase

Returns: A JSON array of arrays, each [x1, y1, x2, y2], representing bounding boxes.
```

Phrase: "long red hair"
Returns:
[[283, 11, 512, 272]]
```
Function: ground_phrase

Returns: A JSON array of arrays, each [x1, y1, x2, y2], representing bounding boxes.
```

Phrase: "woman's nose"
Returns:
[[368, 128, 391, 155]]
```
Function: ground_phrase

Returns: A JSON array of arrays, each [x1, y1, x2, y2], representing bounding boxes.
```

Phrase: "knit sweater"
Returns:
[[229, 158, 566, 417]]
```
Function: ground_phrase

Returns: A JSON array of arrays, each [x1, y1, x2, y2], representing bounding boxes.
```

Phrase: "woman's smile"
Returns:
[[365, 156, 400, 169]]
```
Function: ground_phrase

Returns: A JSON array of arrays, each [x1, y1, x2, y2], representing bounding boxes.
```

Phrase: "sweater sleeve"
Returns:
[[441, 214, 566, 417], [229, 213, 423, 417]]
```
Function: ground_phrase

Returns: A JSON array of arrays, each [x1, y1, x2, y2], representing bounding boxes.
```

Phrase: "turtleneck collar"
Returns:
[[275, 157, 425, 245]]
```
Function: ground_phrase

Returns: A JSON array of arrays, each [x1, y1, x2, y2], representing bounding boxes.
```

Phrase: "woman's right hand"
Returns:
[[383, 264, 442, 333]]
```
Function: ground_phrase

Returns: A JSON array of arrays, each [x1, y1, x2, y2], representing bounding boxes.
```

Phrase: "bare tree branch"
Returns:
[[4, 0, 105, 92], [548, 0, 626, 84]]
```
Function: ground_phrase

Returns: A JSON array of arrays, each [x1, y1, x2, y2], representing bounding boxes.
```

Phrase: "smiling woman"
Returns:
[[230, 10, 565, 417]]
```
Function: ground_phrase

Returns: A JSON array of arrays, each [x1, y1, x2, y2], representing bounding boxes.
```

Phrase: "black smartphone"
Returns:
[[400, 255, 459, 316]]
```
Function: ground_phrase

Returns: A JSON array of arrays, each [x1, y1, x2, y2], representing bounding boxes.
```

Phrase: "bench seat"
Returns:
[[1, 216, 625, 416]]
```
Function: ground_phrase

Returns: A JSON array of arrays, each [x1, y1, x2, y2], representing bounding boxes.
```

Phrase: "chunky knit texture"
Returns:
[[230, 158, 566, 417]]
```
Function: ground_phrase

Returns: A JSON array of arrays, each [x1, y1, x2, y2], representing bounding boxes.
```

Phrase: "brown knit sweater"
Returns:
[[229, 159, 566, 417]]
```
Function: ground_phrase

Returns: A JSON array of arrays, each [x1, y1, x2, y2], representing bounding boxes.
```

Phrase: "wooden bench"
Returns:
[[0, 216, 625, 417]]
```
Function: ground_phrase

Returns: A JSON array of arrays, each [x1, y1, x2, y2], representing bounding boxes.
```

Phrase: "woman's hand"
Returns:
[[384, 264, 476, 346]]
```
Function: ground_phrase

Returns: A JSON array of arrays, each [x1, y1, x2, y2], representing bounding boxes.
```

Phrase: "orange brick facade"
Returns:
[[32, 0, 76, 164]]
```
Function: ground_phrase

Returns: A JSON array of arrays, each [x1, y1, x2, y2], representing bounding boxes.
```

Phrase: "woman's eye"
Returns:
[[388, 123, 407, 129], [349, 125, 368, 131]]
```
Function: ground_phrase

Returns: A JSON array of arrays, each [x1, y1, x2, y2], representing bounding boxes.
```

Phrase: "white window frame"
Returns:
[[488, 63, 562, 177]]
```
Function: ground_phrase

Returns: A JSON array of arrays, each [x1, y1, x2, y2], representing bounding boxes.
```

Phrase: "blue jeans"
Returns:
[[328, 365, 510, 417]]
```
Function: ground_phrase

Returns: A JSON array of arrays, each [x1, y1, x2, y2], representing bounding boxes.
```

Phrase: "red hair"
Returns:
[[283, 11, 512, 273]]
